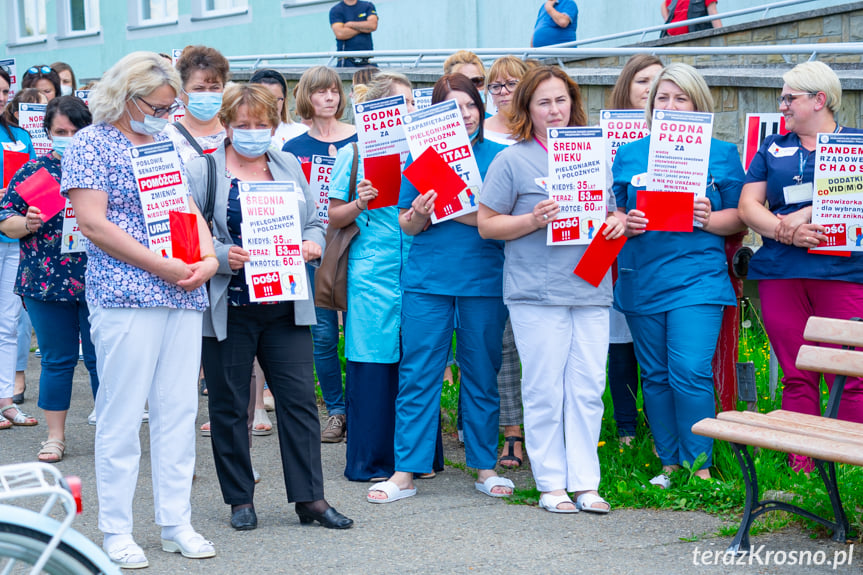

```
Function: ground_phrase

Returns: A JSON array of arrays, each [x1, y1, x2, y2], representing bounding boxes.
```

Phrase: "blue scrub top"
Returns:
[[0, 126, 36, 244], [281, 132, 357, 166], [329, 144, 411, 363], [398, 137, 506, 297], [745, 129, 863, 284], [612, 136, 744, 316]]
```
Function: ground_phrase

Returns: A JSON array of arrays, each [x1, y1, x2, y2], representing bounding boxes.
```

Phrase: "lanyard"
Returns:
[[535, 138, 548, 153], [794, 124, 842, 184]]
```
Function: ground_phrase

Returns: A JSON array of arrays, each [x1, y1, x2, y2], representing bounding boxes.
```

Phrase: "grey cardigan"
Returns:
[[186, 142, 325, 341]]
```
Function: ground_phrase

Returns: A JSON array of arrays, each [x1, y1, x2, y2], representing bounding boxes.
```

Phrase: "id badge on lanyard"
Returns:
[[783, 149, 813, 205]]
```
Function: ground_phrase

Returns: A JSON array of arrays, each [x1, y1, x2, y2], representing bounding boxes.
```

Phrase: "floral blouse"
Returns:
[[59, 123, 208, 311], [0, 155, 87, 302]]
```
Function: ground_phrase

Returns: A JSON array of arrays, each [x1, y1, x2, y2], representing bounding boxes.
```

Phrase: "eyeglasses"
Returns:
[[468, 76, 485, 88], [488, 80, 518, 95], [136, 96, 182, 118], [26, 66, 52, 76], [777, 92, 816, 107]]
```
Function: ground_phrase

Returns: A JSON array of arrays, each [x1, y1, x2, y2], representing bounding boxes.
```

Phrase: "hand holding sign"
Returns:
[[402, 147, 468, 221], [635, 191, 694, 232], [15, 167, 65, 221]]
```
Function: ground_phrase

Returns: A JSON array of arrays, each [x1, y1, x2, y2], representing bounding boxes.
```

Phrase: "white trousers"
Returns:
[[0, 243, 21, 398], [509, 304, 609, 493], [89, 304, 202, 534]]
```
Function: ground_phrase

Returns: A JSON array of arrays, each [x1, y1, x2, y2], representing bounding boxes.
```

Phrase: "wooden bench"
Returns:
[[692, 316, 863, 555]]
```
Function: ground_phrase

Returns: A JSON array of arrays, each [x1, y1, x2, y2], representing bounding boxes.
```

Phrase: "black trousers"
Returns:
[[202, 302, 324, 506]]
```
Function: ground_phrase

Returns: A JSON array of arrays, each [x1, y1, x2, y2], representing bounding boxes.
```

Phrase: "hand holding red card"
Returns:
[[15, 167, 65, 221], [301, 162, 312, 184], [363, 154, 402, 210], [170, 211, 201, 264], [636, 191, 694, 232], [574, 223, 627, 288], [402, 147, 467, 221], [3, 150, 31, 188]]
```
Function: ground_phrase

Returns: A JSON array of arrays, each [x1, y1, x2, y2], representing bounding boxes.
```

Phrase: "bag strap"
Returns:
[[348, 142, 359, 203], [660, 0, 679, 37], [202, 152, 217, 223], [172, 121, 206, 156]]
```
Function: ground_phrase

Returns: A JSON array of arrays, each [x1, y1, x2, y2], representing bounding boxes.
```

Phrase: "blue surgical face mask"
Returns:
[[128, 100, 169, 136], [51, 135, 73, 157], [231, 128, 272, 158], [184, 90, 222, 122]]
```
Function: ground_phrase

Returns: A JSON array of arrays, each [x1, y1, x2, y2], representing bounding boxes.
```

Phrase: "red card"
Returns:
[[363, 154, 402, 210], [301, 161, 312, 184], [3, 150, 30, 187], [169, 211, 201, 264], [15, 167, 65, 221], [636, 191, 694, 232], [402, 147, 468, 220], [574, 223, 627, 288], [251, 271, 283, 299]]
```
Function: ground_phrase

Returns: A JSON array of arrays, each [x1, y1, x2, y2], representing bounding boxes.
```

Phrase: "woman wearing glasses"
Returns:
[[21, 65, 61, 101], [443, 51, 486, 93], [738, 61, 863, 472], [61, 51, 219, 567]]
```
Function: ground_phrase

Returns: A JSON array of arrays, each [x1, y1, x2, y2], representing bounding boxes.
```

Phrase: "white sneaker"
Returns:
[[87, 409, 96, 426]]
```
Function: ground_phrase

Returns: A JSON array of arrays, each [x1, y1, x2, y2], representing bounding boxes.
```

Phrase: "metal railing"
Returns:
[[552, 0, 822, 47], [228, 0, 831, 70]]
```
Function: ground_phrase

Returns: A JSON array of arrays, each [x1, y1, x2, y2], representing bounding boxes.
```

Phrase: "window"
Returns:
[[128, 0, 178, 29], [192, 0, 248, 20], [14, 0, 47, 43], [61, 0, 100, 36]]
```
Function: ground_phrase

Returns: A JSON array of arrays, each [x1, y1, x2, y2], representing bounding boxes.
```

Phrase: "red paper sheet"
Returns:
[[402, 147, 468, 220], [15, 167, 64, 221], [574, 223, 627, 288], [636, 191, 694, 232], [169, 211, 201, 264], [808, 248, 851, 257], [363, 154, 402, 210], [301, 162, 312, 184], [3, 150, 30, 187]]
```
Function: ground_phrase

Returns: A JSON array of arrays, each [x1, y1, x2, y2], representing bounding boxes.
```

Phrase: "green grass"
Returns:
[[319, 303, 863, 540]]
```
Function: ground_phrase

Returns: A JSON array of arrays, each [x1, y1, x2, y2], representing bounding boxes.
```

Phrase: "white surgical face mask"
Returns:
[[60, 85, 73, 97], [231, 128, 272, 158], [128, 99, 169, 136]]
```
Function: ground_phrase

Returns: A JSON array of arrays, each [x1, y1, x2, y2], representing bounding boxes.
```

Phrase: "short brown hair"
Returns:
[[608, 54, 663, 110], [175, 45, 230, 88], [218, 83, 279, 129], [294, 66, 346, 120], [507, 66, 587, 143], [431, 73, 485, 142]]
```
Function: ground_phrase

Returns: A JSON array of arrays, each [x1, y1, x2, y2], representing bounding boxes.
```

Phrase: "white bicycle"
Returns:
[[0, 462, 120, 574]]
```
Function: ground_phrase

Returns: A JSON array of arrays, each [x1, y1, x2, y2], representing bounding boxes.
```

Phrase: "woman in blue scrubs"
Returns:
[[367, 73, 511, 503], [612, 63, 746, 488]]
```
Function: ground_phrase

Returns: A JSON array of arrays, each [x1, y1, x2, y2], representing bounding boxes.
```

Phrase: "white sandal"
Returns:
[[576, 491, 611, 514], [539, 492, 578, 514], [161, 530, 215, 559], [105, 541, 149, 569], [252, 408, 272, 436]]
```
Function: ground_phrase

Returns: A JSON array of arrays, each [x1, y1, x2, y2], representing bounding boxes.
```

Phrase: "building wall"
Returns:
[[0, 0, 852, 84]]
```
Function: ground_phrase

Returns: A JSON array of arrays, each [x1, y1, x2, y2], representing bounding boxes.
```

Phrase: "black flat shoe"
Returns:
[[295, 505, 353, 529], [230, 507, 257, 530], [12, 391, 24, 404]]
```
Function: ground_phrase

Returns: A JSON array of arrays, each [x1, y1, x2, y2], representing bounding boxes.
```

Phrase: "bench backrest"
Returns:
[[795, 316, 863, 419]]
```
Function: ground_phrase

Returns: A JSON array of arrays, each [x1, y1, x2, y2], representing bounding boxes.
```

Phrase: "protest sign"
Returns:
[[545, 127, 606, 246], [743, 113, 786, 170], [812, 132, 863, 252], [238, 181, 309, 302], [74, 90, 90, 106], [647, 109, 713, 196], [18, 103, 51, 157], [412, 88, 434, 111], [600, 109, 649, 168], [0, 58, 16, 98], [60, 201, 84, 254], [309, 155, 335, 225], [129, 141, 190, 257]]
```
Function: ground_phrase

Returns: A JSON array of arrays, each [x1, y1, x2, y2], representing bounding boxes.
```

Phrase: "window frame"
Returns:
[[7, 0, 49, 47], [127, 0, 179, 30], [57, 0, 101, 40], [191, 0, 249, 21]]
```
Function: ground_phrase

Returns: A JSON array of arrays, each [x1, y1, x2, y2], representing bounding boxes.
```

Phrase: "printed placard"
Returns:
[[310, 155, 335, 226], [171, 49, 182, 66], [812, 133, 863, 252], [18, 103, 51, 157], [546, 127, 606, 246], [744, 113, 786, 170], [354, 94, 409, 165], [413, 88, 434, 111], [647, 109, 713, 197], [238, 181, 309, 302], [60, 200, 85, 254], [129, 141, 190, 257], [600, 109, 649, 167], [0, 58, 17, 98], [74, 90, 90, 106], [403, 98, 482, 223]]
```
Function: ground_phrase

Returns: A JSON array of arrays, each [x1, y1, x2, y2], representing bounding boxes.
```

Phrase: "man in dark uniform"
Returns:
[[329, 0, 378, 68]]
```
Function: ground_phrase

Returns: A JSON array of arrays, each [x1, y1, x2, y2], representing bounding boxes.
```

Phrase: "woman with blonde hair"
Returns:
[[62, 51, 219, 567], [613, 63, 745, 488], [443, 50, 486, 92]]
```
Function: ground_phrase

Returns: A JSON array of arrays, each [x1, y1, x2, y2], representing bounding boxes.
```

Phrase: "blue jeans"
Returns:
[[307, 265, 345, 416], [25, 297, 99, 411], [16, 308, 31, 371]]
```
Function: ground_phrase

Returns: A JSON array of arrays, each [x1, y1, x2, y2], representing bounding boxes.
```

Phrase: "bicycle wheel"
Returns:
[[0, 522, 101, 575]]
